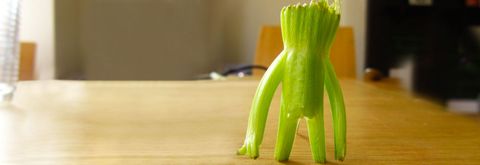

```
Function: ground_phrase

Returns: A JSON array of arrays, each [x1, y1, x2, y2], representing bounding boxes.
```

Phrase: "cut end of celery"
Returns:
[[314, 159, 327, 164], [335, 149, 346, 161], [283, 0, 341, 15], [237, 146, 246, 155], [275, 157, 290, 162], [237, 144, 260, 159]]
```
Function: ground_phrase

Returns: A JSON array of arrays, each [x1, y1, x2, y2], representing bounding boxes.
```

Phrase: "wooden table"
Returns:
[[1, 80, 479, 164]]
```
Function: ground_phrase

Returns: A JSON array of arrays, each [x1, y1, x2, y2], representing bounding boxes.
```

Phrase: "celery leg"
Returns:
[[238, 51, 286, 159], [306, 110, 326, 163], [274, 100, 300, 162], [324, 59, 347, 161]]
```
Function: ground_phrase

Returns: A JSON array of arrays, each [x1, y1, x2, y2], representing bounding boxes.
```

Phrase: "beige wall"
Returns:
[[57, 0, 215, 80], [341, 0, 368, 79], [56, 0, 367, 80], [20, 0, 55, 80], [81, 0, 213, 80]]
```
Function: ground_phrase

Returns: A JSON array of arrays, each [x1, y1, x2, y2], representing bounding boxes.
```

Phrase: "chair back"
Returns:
[[19, 42, 36, 80]]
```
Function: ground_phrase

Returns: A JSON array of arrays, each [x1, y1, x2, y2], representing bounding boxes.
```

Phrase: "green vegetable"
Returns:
[[237, 0, 346, 163]]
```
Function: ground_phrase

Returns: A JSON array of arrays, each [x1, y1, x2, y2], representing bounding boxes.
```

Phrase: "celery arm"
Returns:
[[237, 51, 286, 159], [274, 99, 300, 162], [325, 59, 347, 161], [306, 110, 327, 163]]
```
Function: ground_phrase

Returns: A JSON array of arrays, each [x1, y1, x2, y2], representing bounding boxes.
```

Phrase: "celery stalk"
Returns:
[[238, 0, 346, 163]]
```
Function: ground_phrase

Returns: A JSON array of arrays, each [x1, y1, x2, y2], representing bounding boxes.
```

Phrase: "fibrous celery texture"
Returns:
[[237, 0, 346, 163]]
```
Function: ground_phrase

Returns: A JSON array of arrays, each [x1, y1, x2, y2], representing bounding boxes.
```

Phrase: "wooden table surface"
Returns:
[[1, 80, 479, 164]]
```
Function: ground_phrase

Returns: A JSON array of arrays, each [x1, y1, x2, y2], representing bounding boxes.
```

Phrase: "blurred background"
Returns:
[[18, 0, 479, 113]]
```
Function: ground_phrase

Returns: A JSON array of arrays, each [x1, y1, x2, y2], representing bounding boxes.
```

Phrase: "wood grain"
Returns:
[[253, 26, 357, 78], [1, 80, 479, 164]]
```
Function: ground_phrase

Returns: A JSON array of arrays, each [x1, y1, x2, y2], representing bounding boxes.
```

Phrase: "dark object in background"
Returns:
[[196, 65, 268, 80], [366, 0, 480, 102], [364, 68, 385, 81], [221, 65, 268, 77]]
